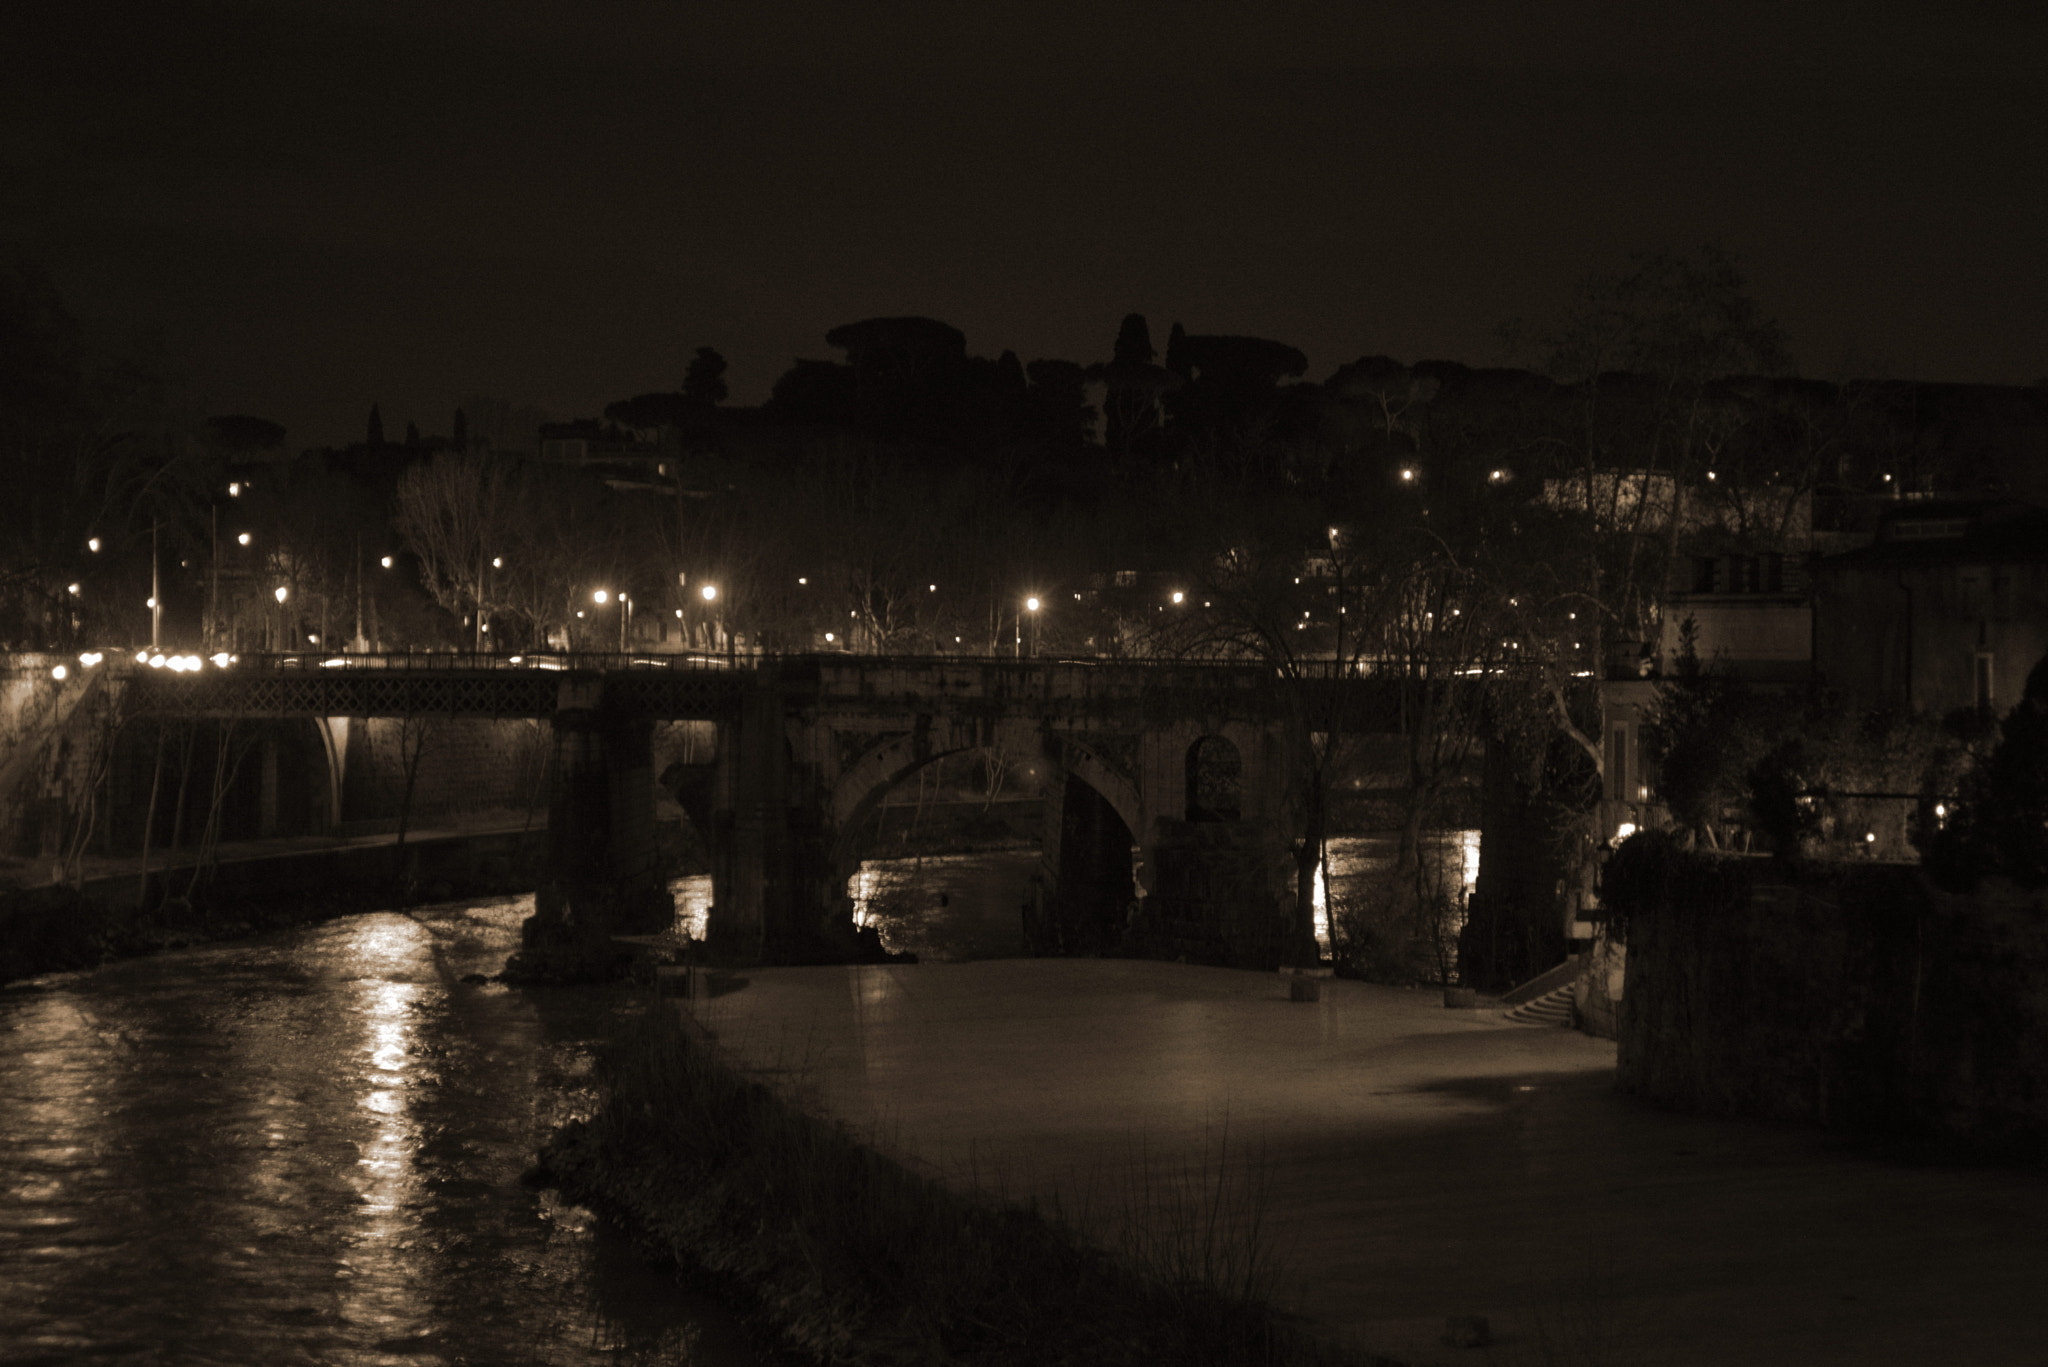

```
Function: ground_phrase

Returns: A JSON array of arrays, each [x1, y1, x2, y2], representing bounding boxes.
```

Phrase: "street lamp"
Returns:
[[1022, 595, 1041, 658], [699, 584, 719, 653]]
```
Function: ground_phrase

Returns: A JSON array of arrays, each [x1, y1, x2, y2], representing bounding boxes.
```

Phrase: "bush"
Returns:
[[1926, 653, 2048, 890]]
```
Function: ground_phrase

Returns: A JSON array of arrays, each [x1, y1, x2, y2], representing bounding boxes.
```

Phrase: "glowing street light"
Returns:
[[593, 589, 610, 604], [380, 555, 392, 569], [87, 537, 101, 553], [700, 584, 718, 601], [1171, 591, 1185, 604], [274, 586, 288, 603]]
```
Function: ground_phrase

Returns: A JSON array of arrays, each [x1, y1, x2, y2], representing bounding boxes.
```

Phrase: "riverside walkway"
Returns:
[[688, 960, 2048, 1367]]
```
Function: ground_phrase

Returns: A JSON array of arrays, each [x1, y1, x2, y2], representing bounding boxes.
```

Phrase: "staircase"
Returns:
[[1502, 985, 1575, 1026], [1497, 955, 1581, 1028]]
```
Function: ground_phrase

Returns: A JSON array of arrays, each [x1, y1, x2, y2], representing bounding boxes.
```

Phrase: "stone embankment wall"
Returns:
[[0, 828, 547, 984], [1615, 844, 2048, 1156], [339, 717, 551, 830], [0, 658, 116, 865]]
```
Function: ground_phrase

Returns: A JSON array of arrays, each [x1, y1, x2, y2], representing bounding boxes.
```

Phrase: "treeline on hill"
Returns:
[[6, 250, 2044, 667], [6, 251, 2047, 987]]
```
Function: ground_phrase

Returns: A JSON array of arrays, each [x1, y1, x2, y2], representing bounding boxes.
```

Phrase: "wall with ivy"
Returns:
[[1609, 833, 2048, 1158]]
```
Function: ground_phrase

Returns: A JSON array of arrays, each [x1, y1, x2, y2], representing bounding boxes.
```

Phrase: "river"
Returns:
[[1, 831, 1475, 1364], [0, 895, 773, 1366], [674, 830, 1482, 964]]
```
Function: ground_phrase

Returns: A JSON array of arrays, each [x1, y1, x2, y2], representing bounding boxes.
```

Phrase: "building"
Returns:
[[1812, 501, 2048, 718]]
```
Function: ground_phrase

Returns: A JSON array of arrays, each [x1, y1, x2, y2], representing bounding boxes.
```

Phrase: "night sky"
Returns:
[[6, 1, 2043, 450]]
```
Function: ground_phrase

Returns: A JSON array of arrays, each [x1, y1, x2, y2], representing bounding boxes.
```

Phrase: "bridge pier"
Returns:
[[706, 673, 862, 965], [513, 679, 673, 981]]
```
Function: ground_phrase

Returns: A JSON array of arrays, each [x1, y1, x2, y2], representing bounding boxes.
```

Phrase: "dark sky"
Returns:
[[6, 1, 2043, 450]]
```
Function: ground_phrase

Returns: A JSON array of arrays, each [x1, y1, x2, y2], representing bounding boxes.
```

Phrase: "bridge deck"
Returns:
[[96, 651, 1440, 724]]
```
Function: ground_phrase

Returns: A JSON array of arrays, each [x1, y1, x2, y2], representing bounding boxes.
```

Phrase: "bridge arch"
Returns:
[[829, 717, 1034, 878], [824, 720, 1142, 893]]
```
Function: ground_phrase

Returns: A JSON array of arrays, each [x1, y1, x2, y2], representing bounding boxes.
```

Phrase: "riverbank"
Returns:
[[540, 998, 1369, 1367], [676, 958, 2048, 1366]]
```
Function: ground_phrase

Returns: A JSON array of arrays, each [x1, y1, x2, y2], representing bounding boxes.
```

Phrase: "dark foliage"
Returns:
[[1926, 654, 2048, 889]]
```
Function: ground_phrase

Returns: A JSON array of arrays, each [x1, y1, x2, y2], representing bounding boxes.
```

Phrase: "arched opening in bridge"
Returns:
[[1040, 772, 1138, 956], [1184, 734, 1242, 822], [840, 746, 1049, 961]]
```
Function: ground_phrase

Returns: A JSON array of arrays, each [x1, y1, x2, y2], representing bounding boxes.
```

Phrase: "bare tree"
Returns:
[[393, 453, 517, 647]]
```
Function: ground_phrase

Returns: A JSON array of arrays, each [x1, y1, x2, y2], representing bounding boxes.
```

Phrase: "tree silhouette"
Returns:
[[683, 347, 729, 407], [1927, 654, 2048, 889]]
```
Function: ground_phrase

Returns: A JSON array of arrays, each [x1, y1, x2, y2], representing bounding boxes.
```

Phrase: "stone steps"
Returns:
[[1503, 985, 1575, 1026]]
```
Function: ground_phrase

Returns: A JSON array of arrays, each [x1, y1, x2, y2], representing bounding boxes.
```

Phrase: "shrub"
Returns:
[[1925, 653, 2048, 890]]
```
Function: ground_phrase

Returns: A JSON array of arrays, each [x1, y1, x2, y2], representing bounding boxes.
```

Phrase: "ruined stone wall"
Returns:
[[1616, 848, 2048, 1156]]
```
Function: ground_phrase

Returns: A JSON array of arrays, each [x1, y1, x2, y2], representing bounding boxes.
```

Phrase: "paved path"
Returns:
[[689, 958, 2048, 1366]]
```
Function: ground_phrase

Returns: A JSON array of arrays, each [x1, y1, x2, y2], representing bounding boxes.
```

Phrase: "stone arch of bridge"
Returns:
[[825, 718, 1143, 892]]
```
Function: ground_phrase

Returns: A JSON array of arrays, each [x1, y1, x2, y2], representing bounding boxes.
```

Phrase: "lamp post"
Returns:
[[700, 583, 719, 655], [150, 518, 162, 650], [594, 587, 630, 653], [272, 584, 288, 653]]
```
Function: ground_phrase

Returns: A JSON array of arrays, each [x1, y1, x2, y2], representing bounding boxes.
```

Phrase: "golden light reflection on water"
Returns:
[[848, 866, 883, 929], [1313, 830, 1481, 957], [671, 874, 712, 939], [336, 916, 428, 1336]]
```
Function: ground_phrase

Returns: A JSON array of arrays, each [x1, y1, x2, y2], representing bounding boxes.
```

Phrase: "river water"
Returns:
[[1, 832, 1477, 1364], [0, 895, 773, 1367], [675, 830, 1482, 964]]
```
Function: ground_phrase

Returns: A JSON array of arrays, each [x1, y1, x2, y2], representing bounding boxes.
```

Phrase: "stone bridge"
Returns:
[[7, 652, 1415, 970]]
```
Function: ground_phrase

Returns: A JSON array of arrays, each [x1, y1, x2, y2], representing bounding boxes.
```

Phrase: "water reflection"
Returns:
[[340, 918, 429, 1346], [0, 897, 769, 1365], [821, 831, 1481, 967], [848, 851, 1040, 962], [673, 875, 712, 941], [1313, 830, 1480, 958]]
